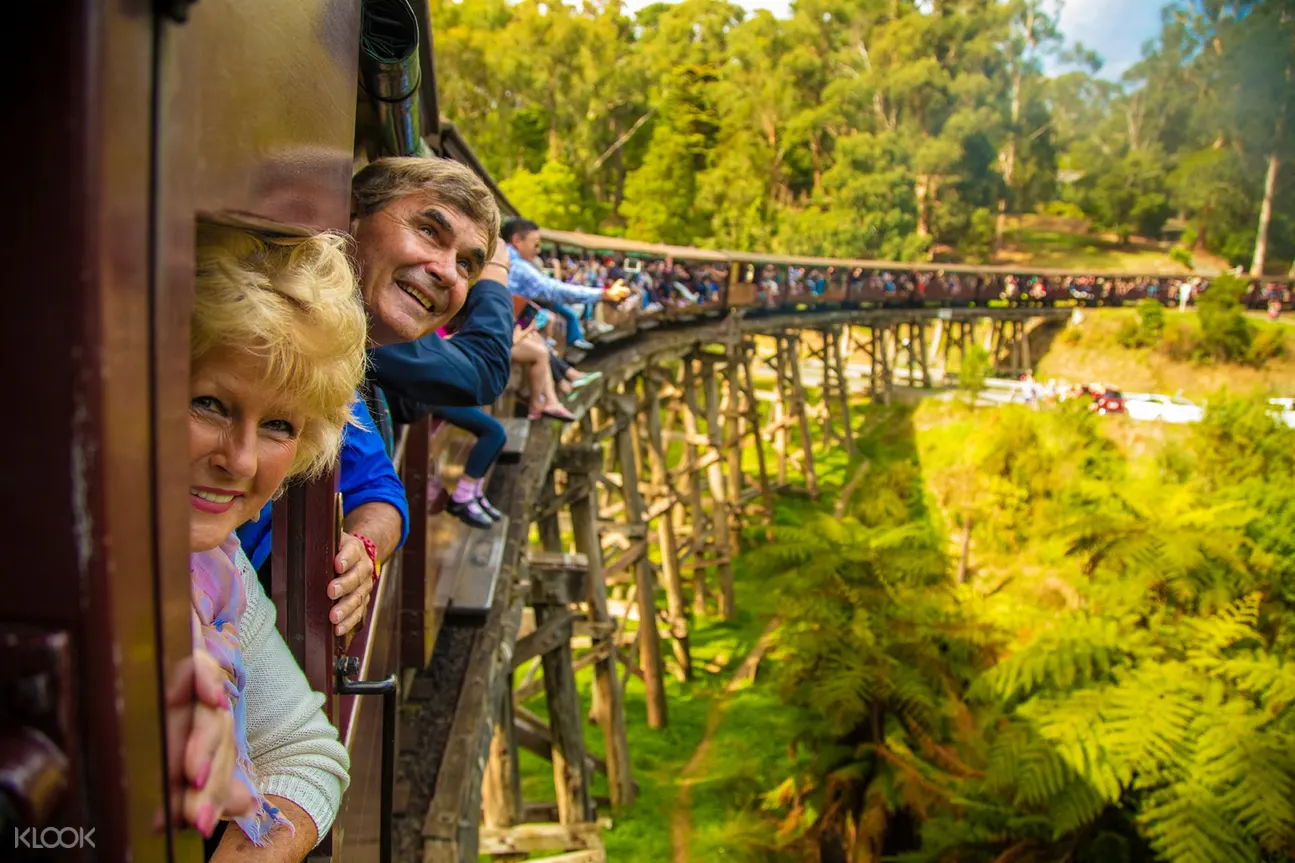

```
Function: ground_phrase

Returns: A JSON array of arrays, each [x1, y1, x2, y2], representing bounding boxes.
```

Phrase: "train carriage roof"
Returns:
[[539, 230, 1288, 284], [540, 229, 730, 263]]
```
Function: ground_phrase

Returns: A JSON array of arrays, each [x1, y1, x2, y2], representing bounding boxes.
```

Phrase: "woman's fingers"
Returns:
[[180, 703, 238, 834], [191, 651, 229, 709]]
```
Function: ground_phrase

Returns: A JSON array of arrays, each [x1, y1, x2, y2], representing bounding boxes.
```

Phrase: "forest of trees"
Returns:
[[749, 392, 1295, 863], [431, 0, 1294, 272]]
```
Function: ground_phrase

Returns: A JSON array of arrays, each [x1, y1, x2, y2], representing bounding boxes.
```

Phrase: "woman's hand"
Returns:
[[513, 321, 537, 346], [161, 651, 256, 837], [329, 532, 375, 636]]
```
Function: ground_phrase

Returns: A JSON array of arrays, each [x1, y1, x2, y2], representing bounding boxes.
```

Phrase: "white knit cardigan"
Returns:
[[235, 548, 351, 842]]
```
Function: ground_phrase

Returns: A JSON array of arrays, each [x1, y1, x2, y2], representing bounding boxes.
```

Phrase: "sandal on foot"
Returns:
[[446, 498, 493, 529], [570, 370, 603, 390], [540, 405, 576, 422]]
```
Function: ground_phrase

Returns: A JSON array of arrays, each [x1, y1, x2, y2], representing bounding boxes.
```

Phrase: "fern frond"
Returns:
[[975, 615, 1146, 703], [1140, 782, 1259, 863], [1045, 777, 1108, 839]]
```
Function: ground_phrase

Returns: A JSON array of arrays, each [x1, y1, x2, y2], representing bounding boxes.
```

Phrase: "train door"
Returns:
[[4, 2, 368, 860], [5, 4, 203, 860], [176, 1, 367, 859]]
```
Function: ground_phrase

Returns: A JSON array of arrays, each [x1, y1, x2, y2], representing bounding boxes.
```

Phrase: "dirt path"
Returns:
[[669, 619, 780, 863]]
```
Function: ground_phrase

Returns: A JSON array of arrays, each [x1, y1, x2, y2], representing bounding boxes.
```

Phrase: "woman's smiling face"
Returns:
[[188, 347, 304, 553]]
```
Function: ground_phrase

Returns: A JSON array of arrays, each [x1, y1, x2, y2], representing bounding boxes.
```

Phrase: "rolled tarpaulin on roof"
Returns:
[[359, 0, 429, 157]]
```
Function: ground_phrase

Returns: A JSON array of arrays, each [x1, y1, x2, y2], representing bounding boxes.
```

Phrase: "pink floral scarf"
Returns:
[[190, 536, 294, 845]]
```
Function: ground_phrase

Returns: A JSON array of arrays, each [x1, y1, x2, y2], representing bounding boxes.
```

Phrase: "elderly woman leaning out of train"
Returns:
[[184, 223, 358, 861]]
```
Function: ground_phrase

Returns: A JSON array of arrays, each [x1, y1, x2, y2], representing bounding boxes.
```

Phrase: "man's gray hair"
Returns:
[[352, 156, 500, 258]]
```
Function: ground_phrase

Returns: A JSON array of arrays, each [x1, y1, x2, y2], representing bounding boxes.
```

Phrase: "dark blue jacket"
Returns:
[[370, 278, 514, 413]]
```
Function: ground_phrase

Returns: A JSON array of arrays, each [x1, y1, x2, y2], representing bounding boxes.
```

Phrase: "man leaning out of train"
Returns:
[[355, 156, 520, 421], [188, 223, 359, 860], [237, 156, 513, 641]]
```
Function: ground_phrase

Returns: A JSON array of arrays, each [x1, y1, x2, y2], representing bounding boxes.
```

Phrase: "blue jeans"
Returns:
[[549, 303, 586, 344], [434, 406, 507, 479]]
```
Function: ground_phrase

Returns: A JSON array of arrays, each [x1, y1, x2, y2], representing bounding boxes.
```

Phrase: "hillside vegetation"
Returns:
[[996, 216, 1201, 273], [514, 360, 1295, 863], [1033, 292, 1294, 400], [433, 0, 1294, 273], [748, 394, 1295, 863]]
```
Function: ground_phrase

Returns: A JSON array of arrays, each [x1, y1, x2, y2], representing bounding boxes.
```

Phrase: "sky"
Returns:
[[617, 0, 1167, 82], [1046, 0, 1166, 80]]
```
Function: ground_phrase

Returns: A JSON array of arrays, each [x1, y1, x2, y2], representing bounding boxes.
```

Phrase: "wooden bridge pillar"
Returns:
[[641, 369, 692, 681], [612, 392, 669, 728], [738, 338, 775, 520], [534, 597, 591, 825], [893, 319, 931, 388], [769, 339, 790, 484], [809, 327, 856, 458], [853, 325, 893, 405], [721, 348, 745, 552], [678, 357, 711, 618], [482, 675, 521, 830], [698, 355, 737, 619], [563, 432, 635, 808]]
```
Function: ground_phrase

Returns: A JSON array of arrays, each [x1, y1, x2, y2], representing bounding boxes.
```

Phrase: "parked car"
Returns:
[[1269, 398, 1295, 429], [1124, 393, 1205, 423], [1091, 388, 1125, 415]]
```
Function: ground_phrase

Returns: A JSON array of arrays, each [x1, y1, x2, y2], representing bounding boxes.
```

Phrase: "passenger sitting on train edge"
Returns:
[[188, 224, 356, 860], [351, 157, 515, 414], [502, 218, 631, 331]]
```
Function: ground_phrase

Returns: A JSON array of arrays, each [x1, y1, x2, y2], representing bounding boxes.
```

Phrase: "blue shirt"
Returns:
[[507, 246, 605, 306], [235, 397, 410, 571]]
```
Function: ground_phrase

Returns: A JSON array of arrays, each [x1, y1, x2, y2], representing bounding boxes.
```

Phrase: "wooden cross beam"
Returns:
[[526, 552, 589, 606]]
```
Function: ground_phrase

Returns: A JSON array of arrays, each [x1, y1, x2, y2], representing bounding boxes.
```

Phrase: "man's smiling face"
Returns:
[[351, 191, 488, 346]]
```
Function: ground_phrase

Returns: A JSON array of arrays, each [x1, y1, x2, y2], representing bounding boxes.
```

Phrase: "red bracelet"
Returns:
[[353, 533, 380, 584]]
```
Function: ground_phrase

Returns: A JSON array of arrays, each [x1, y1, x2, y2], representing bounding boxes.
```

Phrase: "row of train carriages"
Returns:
[[538, 228, 1291, 338]]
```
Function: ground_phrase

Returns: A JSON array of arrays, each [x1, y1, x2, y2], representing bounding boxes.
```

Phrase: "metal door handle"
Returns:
[[336, 657, 398, 863]]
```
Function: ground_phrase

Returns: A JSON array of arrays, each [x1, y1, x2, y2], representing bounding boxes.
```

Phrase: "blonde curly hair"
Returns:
[[192, 223, 368, 480]]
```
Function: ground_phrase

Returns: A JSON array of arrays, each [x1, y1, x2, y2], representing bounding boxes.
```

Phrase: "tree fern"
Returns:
[[975, 614, 1147, 703]]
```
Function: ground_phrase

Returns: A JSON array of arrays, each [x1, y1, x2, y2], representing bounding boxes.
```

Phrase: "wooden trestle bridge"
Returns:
[[395, 304, 1069, 863]]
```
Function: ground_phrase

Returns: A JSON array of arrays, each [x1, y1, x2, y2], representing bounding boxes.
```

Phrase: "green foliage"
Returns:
[[958, 345, 990, 400], [753, 398, 1295, 863], [1117, 299, 1167, 349], [1169, 244, 1194, 269], [1197, 275, 1254, 363], [1073, 148, 1173, 244], [958, 208, 997, 262], [1246, 327, 1286, 367], [497, 160, 591, 231], [1041, 200, 1088, 221], [431, 0, 1295, 267]]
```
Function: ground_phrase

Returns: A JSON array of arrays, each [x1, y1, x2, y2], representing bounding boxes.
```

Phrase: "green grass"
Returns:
[[507, 547, 810, 862], [996, 217, 1193, 272], [502, 389, 861, 862]]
